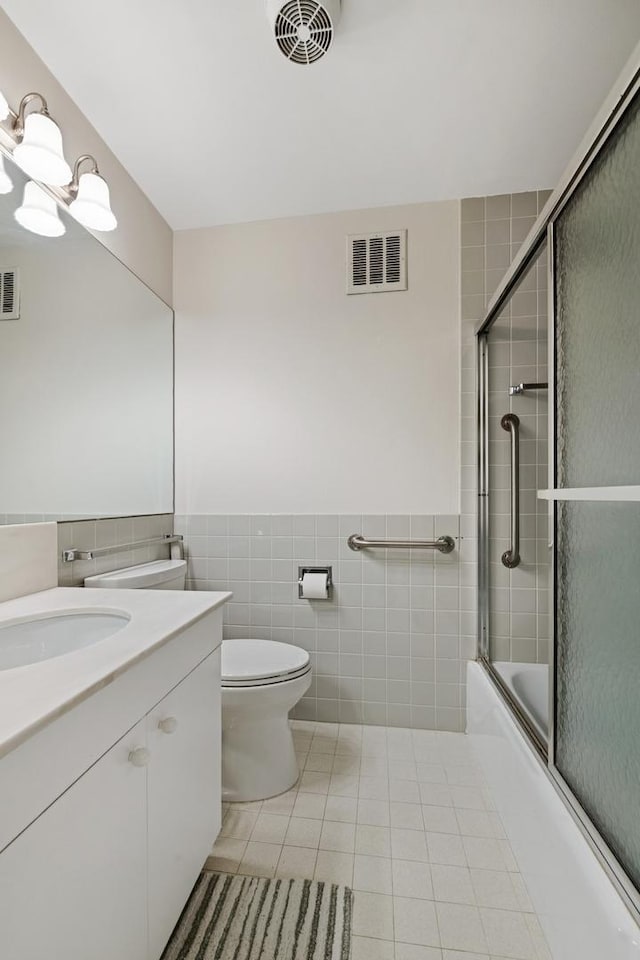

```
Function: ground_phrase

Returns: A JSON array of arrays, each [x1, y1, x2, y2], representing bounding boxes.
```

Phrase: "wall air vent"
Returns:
[[346, 230, 407, 295], [0, 268, 19, 320]]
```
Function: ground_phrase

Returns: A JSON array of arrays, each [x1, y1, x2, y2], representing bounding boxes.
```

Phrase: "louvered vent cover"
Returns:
[[0, 268, 19, 320], [273, 1, 336, 64], [346, 231, 407, 295]]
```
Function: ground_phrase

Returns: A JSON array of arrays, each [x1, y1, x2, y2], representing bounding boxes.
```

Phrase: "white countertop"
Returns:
[[0, 586, 231, 760]]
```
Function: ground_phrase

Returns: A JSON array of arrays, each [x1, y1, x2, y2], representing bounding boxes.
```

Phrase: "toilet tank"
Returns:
[[84, 559, 187, 590]]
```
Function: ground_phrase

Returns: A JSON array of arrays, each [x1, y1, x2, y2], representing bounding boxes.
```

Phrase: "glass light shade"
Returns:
[[13, 112, 72, 185], [68, 171, 117, 231], [0, 154, 13, 195], [0, 90, 9, 121], [14, 181, 65, 237]]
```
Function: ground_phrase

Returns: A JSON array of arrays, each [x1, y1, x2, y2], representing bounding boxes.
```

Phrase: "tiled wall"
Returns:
[[460, 191, 552, 666], [58, 514, 174, 587], [175, 514, 475, 732]]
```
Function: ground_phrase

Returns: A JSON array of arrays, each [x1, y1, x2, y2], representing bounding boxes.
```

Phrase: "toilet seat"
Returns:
[[221, 638, 311, 688]]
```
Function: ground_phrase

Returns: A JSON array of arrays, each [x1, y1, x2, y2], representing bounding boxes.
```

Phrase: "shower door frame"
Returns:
[[476, 45, 640, 923]]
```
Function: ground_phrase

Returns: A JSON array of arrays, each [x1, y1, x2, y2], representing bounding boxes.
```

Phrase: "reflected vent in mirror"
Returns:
[[0, 267, 19, 320], [346, 230, 407, 294]]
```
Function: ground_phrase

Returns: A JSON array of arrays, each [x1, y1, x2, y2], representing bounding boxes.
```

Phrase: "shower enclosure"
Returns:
[[476, 56, 640, 921]]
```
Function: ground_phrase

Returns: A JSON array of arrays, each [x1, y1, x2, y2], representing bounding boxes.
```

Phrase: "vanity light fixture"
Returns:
[[14, 180, 65, 238], [12, 94, 72, 186], [67, 155, 117, 232], [0, 154, 13, 195]]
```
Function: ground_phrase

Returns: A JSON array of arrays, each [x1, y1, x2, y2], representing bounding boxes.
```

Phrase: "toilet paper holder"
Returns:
[[298, 566, 333, 600]]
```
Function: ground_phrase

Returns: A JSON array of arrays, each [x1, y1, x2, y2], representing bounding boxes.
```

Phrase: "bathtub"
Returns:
[[493, 660, 549, 740], [466, 661, 640, 960]]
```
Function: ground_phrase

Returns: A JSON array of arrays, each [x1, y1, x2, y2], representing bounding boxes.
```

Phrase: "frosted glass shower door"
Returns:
[[553, 86, 640, 894]]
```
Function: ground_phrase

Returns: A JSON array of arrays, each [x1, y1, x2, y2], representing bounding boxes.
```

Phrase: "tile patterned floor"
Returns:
[[207, 721, 552, 960]]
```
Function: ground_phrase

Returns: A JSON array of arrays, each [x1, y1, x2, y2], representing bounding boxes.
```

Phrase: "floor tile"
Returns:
[[358, 798, 391, 826], [392, 859, 434, 900], [325, 795, 358, 823], [305, 753, 334, 772], [420, 783, 453, 807], [237, 841, 282, 878], [394, 897, 440, 947], [275, 845, 317, 879], [359, 776, 390, 800], [314, 850, 354, 886], [426, 832, 467, 867], [319, 820, 356, 853], [450, 785, 487, 810], [293, 792, 327, 820], [391, 801, 424, 831], [353, 891, 394, 940], [206, 837, 247, 873], [299, 771, 331, 794], [389, 760, 418, 781], [470, 868, 520, 910], [416, 763, 448, 784], [462, 837, 510, 871], [352, 936, 395, 960], [261, 789, 297, 815], [455, 809, 497, 839], [422, 805, 459, 835], [391, 779, 422, 803], [355, 824, 392, 857], [285, 817, 322, 848], [391, 827, 430, 862], [436, 902, 488, 954], [431, 864, 475, 905], [250, 813, 289, 844], [480, 907, 537, 959], [219, 809, 259, 840], [396, 946, 443, 960], [353, 854, 393, 894], [329, 774, 360, 797]]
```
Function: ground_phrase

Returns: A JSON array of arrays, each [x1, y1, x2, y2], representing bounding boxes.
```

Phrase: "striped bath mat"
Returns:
[[162, 871, 353, 960]]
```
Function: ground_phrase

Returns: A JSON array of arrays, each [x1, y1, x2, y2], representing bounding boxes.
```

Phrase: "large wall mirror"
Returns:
[[0, 150, 173, 522]]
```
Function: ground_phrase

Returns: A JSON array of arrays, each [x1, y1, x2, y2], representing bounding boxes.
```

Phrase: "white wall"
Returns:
[[174, 201, 460, 515], [0, 10, 172, 304]]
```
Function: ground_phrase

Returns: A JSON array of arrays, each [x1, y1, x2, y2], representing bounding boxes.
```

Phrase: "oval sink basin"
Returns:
[[0, 611, 130, 670]]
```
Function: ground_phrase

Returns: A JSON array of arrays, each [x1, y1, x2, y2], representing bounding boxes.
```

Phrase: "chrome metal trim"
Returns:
[[477, 334, 490, 661], [500, 413, 520, 568], [347, 534, 455, 553], [475, 52, 640, 339], [297, 565, 333, 600], [62, 534, 183, 563], [547, 220, 557, 766], [508, 382, 548, 396]]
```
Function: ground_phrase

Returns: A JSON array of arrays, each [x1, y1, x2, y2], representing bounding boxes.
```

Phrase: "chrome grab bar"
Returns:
[[501, 413, 520, 568], [348, 534, 455, 554], [62, 534, 183, 563]]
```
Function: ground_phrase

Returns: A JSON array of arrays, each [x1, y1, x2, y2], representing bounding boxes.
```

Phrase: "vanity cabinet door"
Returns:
[[146, 649, 221, 960], [0, 719, 148, 960]]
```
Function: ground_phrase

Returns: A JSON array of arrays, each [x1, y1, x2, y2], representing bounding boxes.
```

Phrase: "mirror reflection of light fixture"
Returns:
[[12, 93, 72, 186], [14, 181, 66, 237], [68, 155, 117, 231], [0, 155, 13, 195], [0, 90, 10, 122]]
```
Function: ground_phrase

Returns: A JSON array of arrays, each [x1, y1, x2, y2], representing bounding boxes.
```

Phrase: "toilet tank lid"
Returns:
[[84, 559, 187, 589], [222, 638, 310, 683]]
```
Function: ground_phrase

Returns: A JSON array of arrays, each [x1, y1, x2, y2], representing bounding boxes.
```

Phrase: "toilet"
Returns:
[[84, 559, 312, 802]]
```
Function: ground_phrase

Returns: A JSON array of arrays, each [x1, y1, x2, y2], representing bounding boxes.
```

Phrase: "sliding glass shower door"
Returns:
[[552, 83, 640, 895]]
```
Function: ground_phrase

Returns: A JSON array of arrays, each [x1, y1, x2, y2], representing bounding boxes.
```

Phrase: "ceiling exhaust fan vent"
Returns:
[[269, 0, 341, 65], [346, 231, 408, 295]]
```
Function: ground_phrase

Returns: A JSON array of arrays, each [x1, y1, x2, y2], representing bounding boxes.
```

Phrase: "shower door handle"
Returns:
[[501, 413, 521, 568]]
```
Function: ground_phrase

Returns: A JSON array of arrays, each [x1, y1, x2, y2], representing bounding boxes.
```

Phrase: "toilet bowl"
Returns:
[[84, 560, 312, 802], [221, 638, 311, 802]]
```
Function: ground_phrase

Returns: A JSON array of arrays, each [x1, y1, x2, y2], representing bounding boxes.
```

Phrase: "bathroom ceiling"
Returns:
[[2, 0, 640, 230]]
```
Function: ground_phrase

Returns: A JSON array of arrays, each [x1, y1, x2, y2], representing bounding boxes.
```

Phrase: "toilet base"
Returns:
[[221, 671, 311, 802]]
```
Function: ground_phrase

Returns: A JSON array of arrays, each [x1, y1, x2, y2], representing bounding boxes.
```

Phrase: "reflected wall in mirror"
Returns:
[[0, 151, 173, 521]]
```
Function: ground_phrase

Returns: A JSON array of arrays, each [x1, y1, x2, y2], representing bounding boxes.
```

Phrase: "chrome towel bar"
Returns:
[[501, 412, 521, 568], [62, 534, 183, 563], [347, 534, 455, 554]]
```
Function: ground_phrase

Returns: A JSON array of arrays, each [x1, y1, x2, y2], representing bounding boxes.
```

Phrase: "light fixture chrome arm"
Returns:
[[69, 154, 100, 194], [12, 92, 50, 136]]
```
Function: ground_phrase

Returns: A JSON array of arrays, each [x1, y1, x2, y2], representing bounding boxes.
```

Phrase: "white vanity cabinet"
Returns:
[[0, 612, 223, 960]]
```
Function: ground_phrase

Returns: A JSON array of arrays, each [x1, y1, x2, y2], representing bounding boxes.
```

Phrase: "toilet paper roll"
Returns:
[[300, 571, 329, 600]]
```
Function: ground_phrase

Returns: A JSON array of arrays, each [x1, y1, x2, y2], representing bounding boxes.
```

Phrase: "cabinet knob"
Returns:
[[158, 716, 178, 735], [128, 746, 151, 767]]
